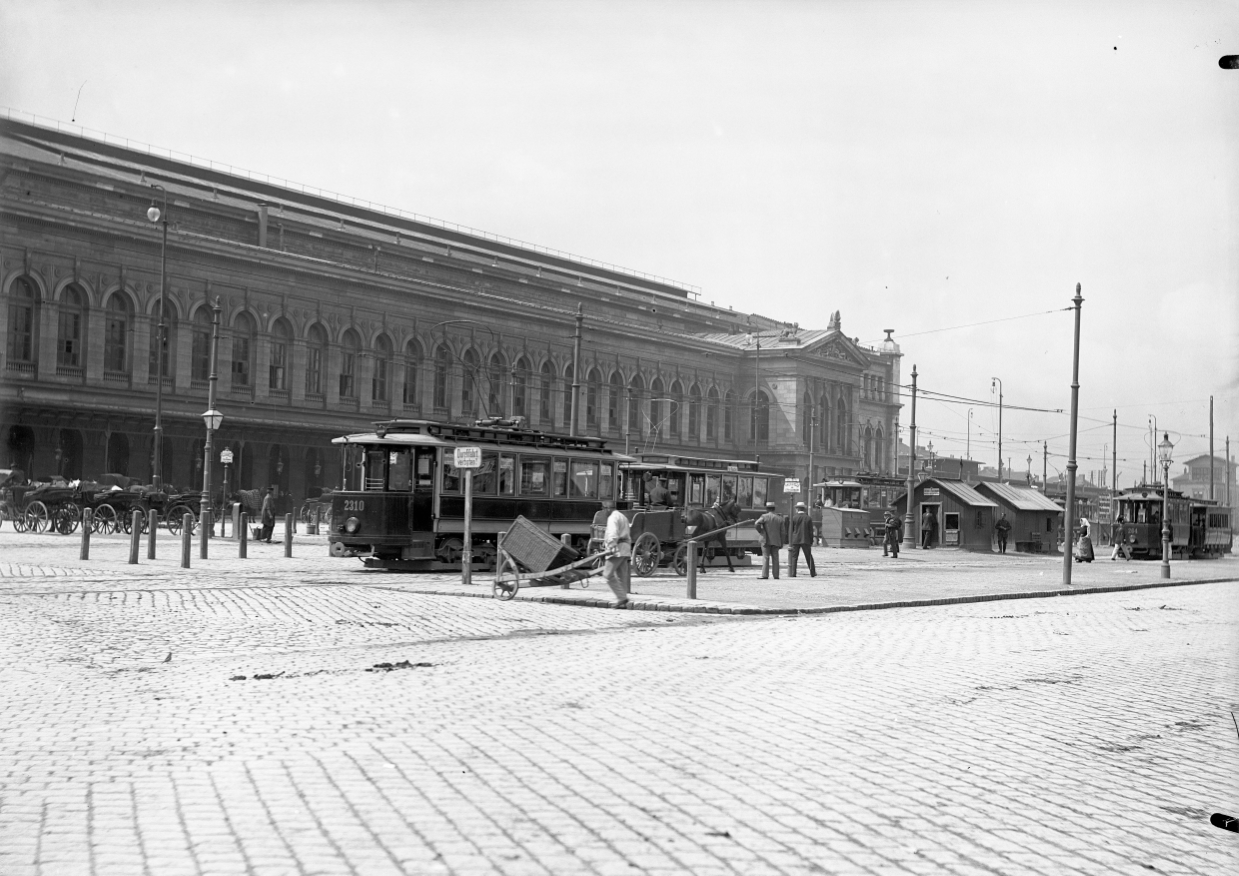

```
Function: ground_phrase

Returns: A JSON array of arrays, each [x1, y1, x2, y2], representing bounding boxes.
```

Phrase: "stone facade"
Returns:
[[1, 117, 902, 508]]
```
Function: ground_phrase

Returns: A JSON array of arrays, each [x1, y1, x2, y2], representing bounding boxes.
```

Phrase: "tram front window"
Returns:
[[364, 450, 387, 491], [388, 450, 413, 492]]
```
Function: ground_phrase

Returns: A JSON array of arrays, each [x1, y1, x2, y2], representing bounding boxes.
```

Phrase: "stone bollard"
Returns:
[[284, 513, 293, 558], [181, 514, 193, 568], [129, 511, 143, 564], [686, 539, 698, 600], [146, 510, 159, 560], [80, 508, 92, 560], [239, 513, 248, 558]]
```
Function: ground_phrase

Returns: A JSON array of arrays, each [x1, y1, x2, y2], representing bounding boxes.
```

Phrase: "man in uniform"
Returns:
[[600, 499, 631, 608], [995, 512, 1012, 554], [883, 510, 902, 558], [921, 507, 935, 549], [756, 501, 787, 580], [787, 501, 816, 577]]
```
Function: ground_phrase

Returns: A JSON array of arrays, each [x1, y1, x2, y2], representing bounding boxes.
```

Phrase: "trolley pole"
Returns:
[[1063, 284, 1084, 588], [901, 365, 918, 552], [569, 304, 583, 437]]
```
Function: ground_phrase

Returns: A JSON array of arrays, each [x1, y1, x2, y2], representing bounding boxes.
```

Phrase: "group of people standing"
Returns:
[[754, 501, 817, 579]]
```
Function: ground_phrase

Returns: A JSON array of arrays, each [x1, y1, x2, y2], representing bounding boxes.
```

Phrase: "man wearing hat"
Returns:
[[259, 485, 277, 543], [787, 501, 816, 577], [883, 510, 902, 558], [755, 501, 788, 579]]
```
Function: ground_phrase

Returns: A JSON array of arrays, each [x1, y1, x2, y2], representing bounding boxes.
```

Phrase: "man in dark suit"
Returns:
[[756, 501, 787, 579]]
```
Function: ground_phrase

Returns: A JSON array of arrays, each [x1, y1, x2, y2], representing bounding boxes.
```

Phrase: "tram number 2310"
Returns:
[[342, 500, 366, 512]]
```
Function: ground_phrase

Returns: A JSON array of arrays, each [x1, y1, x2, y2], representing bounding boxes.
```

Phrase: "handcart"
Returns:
[[492, 515, 610, 601]]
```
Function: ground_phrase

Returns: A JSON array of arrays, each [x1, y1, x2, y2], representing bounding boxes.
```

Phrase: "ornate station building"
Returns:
[[1, 116, 902, 508]]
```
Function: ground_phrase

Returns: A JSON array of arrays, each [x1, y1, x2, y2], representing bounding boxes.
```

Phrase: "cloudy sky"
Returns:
[[3, 0, 1236, 489]]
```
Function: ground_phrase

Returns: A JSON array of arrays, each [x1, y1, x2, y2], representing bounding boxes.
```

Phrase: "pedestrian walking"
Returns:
[[787, 501, 816, 577], [755, 501, 787, 579], [810, 500, 823, 546], [1109, 515, 1132, 561], [883, 510, 902, 558], [600, 500, 631, 608], [920, 508, 935, 549], [994, 512, 1012, 554], [259, 486, 276, 543]]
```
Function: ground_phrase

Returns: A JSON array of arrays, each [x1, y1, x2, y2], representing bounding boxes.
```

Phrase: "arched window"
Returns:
[[104, 293, 130, 374], [148, 301, 177, 385], [539, 362, 553, 424], [461, 348, 479, 415], [750, 389, 769, 443], [191, 307, 213, 383], [270, 319, 292, 391], [586, 368, 601, 429], [668, 380, 683, 438], [628, 374, 644, 433], [339, 330, 360, 399], [512, 357, 530, 418], [373, 334, 392, 403], [562, 364, 574, 428], [706, 387, 719, 441], [608, 372, 623, 432], [7, 277, 38, 368], [232, 312, 256, 388], [724, 389, 735, 441], [488, 353, 505, 415], [836, 396, 848, 454], [403, 340, 421, 407], [433, 344, 451, 409], [649, 378, 665, 440], [688, 385, 702, 441], [57, 284, 85, 369], [306, 324, 327, 396]]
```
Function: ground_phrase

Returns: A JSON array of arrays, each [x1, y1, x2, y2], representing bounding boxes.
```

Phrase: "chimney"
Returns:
[[257, 203, 269, 248]]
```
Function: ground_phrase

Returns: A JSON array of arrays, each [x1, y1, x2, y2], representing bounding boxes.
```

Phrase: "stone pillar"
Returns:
[[289, 339, 307, 405], [254, 332, 271, 402], [36, 295, 58, 380]]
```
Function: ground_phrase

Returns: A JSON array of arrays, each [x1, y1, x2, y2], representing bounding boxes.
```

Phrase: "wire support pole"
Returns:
[[902, 365, 918, 551], [1062, 284, 1084, 588], [569, 304, 583, 437]]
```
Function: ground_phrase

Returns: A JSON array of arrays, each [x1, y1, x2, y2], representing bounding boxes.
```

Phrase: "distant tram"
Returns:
[[328, 419, 630, 571], [1114, 486, 1232, 559], [816, 472, 906, 546]]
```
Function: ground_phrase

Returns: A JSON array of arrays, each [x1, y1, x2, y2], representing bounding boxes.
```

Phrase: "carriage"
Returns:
[[617, 454, 783, 576]]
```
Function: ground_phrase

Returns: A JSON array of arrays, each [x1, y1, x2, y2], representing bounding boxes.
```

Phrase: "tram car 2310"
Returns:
[[1113, 486, 1232, 559], [328, 418, 631, 571]]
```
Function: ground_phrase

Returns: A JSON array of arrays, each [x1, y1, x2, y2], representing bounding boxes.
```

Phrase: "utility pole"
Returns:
[[901, 365, 918, 551], [1209, 396, 1214, 501], [1227, 436, 1231, 506], [1043, 440, 1048, 494], [1063, 283, 1083, 588], [569, 304, 583, 437], [806, 402, 815, 506], [992, 377, 1003, 481], [1112, 410, 1117, 505]]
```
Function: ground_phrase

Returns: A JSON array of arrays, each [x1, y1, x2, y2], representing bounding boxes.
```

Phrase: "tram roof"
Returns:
[[1114, 486, 1186, 501], [622, 453, 774, 474], [332, 418, 630, 457]]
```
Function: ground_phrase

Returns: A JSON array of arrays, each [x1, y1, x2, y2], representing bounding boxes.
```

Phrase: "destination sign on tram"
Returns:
[[454, 446, 482, 469]]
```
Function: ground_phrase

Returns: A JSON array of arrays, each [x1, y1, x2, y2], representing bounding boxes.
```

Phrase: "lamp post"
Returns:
[[1062, 283, 1083, 588], [901, 365, 918, 551], [991, 377, 1003, 481], [1158, 432, 1174, 579], [147, 185, 169, 487], [1026, 454, 1032, 486], [928, 440, 935, 476], [199, 298, 222, 557]]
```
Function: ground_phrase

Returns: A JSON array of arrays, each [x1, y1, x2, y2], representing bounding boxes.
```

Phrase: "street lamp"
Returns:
[[928, 440, 934, 476], [1158, 432, 1174, 579], [1026, 454, 1032, 485], [147, 185, 169, 488]]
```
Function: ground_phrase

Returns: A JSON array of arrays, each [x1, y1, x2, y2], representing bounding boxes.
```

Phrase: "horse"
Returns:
[[679, 504, 737, 574]]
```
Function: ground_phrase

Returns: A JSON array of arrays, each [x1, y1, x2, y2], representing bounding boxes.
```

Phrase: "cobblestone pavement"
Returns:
[[1, 536, 1236, 875]]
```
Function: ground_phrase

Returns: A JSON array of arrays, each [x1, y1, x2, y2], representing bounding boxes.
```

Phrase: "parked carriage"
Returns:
[[617, 453, 784, 576]]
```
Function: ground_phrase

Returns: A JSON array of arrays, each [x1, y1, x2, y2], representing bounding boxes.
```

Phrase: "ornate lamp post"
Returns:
[[199, 299, 222, 556], [147, 185, 169, 488], [1158, 432, 1174, 579]]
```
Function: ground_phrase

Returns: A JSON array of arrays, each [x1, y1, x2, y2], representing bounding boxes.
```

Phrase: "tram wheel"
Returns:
[[24, 501, 50, 534], [493, 555, 520, 601], [473, 543, 497, 571], [632, 532, 661, 577], [437, 537, 465, 564]]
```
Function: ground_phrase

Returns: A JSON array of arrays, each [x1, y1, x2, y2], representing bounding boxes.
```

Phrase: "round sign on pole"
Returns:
[[454, 446, 482, 469], [220, 449, 234, 465]]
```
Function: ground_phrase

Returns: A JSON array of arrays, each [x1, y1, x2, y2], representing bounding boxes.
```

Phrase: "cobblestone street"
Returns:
[[1, 529, 1237, 875]]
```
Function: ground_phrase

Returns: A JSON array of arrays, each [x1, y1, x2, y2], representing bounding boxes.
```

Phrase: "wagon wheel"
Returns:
[[54, 504, 80, 535], [632, 532, 662, 577], [121, 509, 149, 535], [166, 505, 196, 536], [92, 503, 118, 534], [492, 553, 521, 601], [24, 500, 50, 534], [673, 544, 691, 577], [6, 501, 28, 533]]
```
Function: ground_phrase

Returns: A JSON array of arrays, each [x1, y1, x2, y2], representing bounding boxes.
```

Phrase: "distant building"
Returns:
[[1171, 454, 1237, 503]]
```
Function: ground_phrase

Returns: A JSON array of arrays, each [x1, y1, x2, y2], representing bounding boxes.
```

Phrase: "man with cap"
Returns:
[[883, 510, 902, 558], [787, 500, 816, 577], [259, 485, 277, 543], [755, 501, 788, 579]]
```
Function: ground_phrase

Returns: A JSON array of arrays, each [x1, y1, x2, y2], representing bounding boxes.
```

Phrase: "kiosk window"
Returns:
[[520, 458, 549, 496]]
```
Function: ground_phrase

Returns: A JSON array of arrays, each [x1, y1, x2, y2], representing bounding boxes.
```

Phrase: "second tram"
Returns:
[[1114, 486, 1232, 559]]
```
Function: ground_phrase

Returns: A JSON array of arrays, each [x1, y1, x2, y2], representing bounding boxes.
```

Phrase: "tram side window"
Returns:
[[721, 474, 738, 504], [364, 450, 387, 491], [441, 457, 462, 494], [689, 474, 704, 506], [520, 457, 549, 496], [705, 474, 720, 507], [668, 476, 684, 506], [388, 450, 413, 492], [552, 459, 568, 497], [738, 476, 754, 508], [752, 477, 767, 508], [569, 460, 597, 498], [498, 454, 515, 495], [599, 463, 615, 501], [474, 452, 498, 495]]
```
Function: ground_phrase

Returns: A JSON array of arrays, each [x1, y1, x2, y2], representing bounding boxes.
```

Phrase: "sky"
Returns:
[[2, 0, 1237, 489]]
